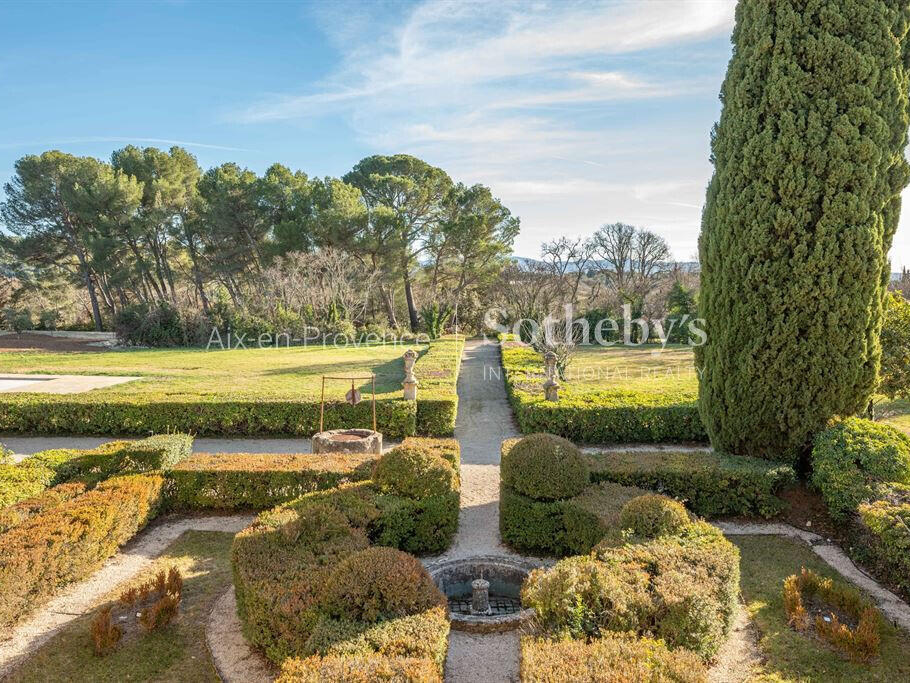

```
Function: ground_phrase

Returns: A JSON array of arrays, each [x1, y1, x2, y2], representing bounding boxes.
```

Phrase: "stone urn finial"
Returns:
[[403, 348, 419, 400], [543, 351, 560, 402]]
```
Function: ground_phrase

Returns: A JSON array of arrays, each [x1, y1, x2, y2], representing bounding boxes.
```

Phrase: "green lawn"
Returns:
[[0, 343, 413, 400], [731, 534, 910, 682], [8, 530, 235, 682]]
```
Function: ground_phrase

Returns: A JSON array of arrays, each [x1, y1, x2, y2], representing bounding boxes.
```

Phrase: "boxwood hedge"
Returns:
[[231, 438, 459, 675], [500, 341, 707, 445], [0, 473, 165, 627]]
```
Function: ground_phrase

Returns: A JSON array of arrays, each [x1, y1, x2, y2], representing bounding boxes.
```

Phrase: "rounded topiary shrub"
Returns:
[[619, 494, 690, 539], [811, 418, 910, 520], [372, 446, 457, 500], [501, 433, 588, 501], [321, 546, 446, 622]]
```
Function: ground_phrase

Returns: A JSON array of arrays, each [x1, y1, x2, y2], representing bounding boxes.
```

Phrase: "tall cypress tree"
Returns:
[[696, 1, 910, 462]]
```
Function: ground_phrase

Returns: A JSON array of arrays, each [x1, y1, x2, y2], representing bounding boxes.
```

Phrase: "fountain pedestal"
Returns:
[[470, 579, 492, 616]]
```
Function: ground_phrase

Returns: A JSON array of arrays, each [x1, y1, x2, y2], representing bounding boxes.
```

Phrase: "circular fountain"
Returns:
[[426, 555, 543, 633], [312, 428, 383, 455]]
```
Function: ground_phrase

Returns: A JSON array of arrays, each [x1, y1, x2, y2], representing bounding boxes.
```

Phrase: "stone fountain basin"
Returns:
[[425, 555, 543, 633], [312, 428, 382, 455]]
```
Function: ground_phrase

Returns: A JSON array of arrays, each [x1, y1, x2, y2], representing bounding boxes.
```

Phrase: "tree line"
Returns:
[[0, 149, 519, 338]]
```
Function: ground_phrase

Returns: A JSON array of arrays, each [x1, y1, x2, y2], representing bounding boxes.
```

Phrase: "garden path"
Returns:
[[0, 514, 253, 679], [435, 339, 523, 683]]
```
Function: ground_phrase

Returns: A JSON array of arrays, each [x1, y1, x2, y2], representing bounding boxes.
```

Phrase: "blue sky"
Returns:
[[2, 0, 908, 268]]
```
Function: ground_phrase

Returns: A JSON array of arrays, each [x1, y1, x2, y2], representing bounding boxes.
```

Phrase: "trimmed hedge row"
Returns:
[[522, 514, 740, 661], [501, 341, 708, 445], [520, 634, 707, 683], [584, 448, 795, 518], [0, 434, 192, 511], [414, 336, 464, 437], [231, 438, 459, 675], [0, 394, 418, 438], [165, 452, 375, 510], [0, 481, 88, 534], [0, 473, 165, 627]]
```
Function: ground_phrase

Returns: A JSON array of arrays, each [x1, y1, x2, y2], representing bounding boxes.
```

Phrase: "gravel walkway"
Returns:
[[436, 340, 524, 683], [0, 514, 253, 678], [207, 587, 272, 683]]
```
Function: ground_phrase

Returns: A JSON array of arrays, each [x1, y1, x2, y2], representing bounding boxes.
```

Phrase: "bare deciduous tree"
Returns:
[[588, 222, 671, 304]]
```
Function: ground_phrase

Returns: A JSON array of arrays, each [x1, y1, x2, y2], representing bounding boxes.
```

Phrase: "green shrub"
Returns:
[[373, 446, 458, 500], [0, 443, 12, 465], [413, 336, 464, 437], [0, 474, 164, 627], [522, 520, 739, 660], [853, 483, 910, 598], [500, 481, 646, 557], [165, 452, 375, 510], [619, 494, 690, 539], [501, 343, 706, 445], [372, 491, 460, 555], [501, 433, 588, 501], [520, 634, 706, 683], [0, 394, 418, 439], [812, 418, 910, 520], [398, 436, 460, 471], [277, 653, 441, 683], [322, 547, 446, 622], [0, 462, 53, 509], [584, 448, 795, 518]]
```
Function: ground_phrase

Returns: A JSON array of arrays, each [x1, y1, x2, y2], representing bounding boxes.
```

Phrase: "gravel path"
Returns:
[[207, 587, 272, 683], [437, 340, 523, 683], [0, 514, 253, 678]]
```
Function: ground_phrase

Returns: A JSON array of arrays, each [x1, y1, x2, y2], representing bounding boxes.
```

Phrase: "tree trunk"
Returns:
[[403, 271, 419, 332], [83, 267, 103, 331], [382, 286, 397, 328]]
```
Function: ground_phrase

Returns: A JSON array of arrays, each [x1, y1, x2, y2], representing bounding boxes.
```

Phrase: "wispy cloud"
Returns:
[[0, 137, 253, 152], [230, 0, 736, 258]]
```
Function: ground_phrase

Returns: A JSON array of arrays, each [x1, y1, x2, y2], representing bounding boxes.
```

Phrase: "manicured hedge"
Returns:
[[0, 481, 88, 533], [165, 452, 375, 510], [414, 336, 464, 437], [520, 634, 707, 683], [0, 473, 164, 627], [853, 483, 910, 599], [501, 342, 707, 445], [232, 438, 459, 674], [584, 448, 795, 518], [277, 653, 441, 683], [0, 394, 418, 438], [500, 434, 647, 555], [523, 517, 740, 661], [812, 418, 910, 521], [0, 434, 192, 513]]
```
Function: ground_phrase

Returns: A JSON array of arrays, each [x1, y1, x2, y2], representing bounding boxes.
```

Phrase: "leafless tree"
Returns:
[[540, 236, 595, 306], [588, 222, 671, 304]]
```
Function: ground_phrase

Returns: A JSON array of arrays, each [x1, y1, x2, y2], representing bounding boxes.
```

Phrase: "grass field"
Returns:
[[7, 530, 232, 682], [732, 534, 910, 682], [0, 343, 412, 399], [508, 342, 910, 436]]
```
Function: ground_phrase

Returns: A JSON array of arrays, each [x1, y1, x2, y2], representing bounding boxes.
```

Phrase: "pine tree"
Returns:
[[696, 1, 910, 462]]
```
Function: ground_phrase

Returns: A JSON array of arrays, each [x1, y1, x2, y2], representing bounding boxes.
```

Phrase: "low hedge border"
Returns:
[[585, 448, 795, 518], [0, 473, 165, 627], [522, 516, 740, 662], [165, 452, 376, 510], [414, 336, 464, 437], [500, 341, 708, 445], [520, 633, 707, 683], [0, 395, 418, 438], [0, 434, 192, 512], [231, 438, 459, 676]]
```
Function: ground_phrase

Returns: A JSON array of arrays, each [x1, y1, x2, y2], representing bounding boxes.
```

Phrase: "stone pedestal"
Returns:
[[543, 351, 560, 402], [403, 349, 419, 400], [471, 578, 491, 615]]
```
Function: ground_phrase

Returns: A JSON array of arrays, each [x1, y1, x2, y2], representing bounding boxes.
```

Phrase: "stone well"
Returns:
[[312, 428, 382, 456]]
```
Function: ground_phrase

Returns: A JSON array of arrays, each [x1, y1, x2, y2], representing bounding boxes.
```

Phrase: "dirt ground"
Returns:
[[0, 333, 107, 353]]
